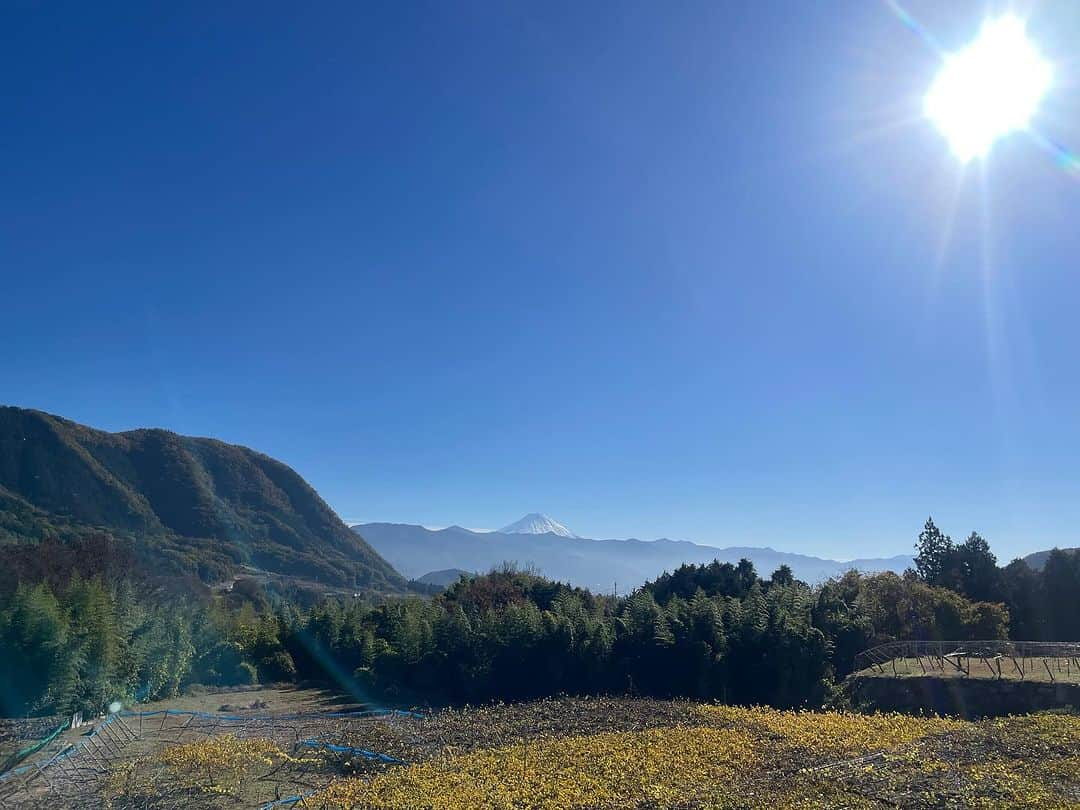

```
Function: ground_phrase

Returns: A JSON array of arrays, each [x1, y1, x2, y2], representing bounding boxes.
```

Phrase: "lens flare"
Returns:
[[1028, 130, 1080, 179], [924, 15, 1052, 162], [885, 0, 944, 55]]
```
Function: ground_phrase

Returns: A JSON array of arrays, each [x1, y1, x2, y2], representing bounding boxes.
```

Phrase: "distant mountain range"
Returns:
[[0, 406, 405, 592], [354, 516, 914, 591]]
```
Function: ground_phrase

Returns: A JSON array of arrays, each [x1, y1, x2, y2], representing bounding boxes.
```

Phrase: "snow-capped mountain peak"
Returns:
[[498, 513, 577, 538]]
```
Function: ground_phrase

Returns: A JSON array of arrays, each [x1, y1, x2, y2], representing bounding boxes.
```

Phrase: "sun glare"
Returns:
[[924, 15, 1052, 162]]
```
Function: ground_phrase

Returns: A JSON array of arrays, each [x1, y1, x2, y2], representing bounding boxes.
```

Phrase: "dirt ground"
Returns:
[[138, 684, 366, 715], [0, 686, 381, 808]]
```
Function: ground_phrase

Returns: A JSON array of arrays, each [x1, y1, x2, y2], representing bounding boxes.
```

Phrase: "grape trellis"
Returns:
[[853, 639, 1080, 680]]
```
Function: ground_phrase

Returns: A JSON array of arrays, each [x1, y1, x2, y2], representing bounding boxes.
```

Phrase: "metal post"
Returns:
[[105, 720, 128, 753], [81, 738, 111, 772], [93, 725, 120, 757], [117, 715, 138, 742], [174, 713, 197, 742], [32, 761, 61, 801]]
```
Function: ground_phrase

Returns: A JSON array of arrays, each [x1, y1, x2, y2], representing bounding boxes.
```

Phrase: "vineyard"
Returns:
[[1, 689, 1078, 808], [854, 641, 1080, 683]]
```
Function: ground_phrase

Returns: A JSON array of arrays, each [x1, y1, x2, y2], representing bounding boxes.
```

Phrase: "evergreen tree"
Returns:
[[0, 583, 69, 715], [1041, 549, 1080, 640], [914, 517, 953, 584], [769, 564, 795, 588], [951, 532, 1002, 602]]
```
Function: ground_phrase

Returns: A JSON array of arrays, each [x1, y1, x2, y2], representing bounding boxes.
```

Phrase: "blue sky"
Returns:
[[3, 1, 1079, 561]]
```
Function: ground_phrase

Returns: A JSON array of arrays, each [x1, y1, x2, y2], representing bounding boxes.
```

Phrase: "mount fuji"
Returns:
[[498, 513, 578, 538]]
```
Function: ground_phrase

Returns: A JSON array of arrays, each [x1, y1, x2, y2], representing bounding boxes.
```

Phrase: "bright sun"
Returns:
[[924, 15, 1052, 162]]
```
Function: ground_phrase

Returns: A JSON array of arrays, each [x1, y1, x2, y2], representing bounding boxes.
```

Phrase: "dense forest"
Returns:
[[1, 519, 1077, 718]]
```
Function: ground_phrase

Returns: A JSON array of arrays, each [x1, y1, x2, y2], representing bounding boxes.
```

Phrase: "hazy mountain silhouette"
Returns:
[[354, 520, 913, 592]]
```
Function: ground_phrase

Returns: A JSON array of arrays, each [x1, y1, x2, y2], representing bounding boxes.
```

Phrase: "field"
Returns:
[[1, 689, 1078, 809]]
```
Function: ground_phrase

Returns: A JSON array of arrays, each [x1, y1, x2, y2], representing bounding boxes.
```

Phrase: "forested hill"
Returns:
[[0, 406, 404, 591], [1023, 546, 1080, 571]]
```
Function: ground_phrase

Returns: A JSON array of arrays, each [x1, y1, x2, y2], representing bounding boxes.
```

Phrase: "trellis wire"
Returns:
[[853, 639, 1080, 677]]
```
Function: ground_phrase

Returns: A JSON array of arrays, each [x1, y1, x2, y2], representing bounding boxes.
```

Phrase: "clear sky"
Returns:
[[3, 1, 1079, 561]]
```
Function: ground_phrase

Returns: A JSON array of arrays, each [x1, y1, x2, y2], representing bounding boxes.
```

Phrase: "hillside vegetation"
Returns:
[[0, 406, 403, 591]]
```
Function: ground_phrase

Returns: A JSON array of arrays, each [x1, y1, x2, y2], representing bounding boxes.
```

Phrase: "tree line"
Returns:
[[1, 520, 1077, 717], [911, 518, 1080, 640]]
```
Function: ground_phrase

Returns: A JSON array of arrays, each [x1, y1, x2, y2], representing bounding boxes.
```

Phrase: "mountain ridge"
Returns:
[[0, 406, 405, 592]]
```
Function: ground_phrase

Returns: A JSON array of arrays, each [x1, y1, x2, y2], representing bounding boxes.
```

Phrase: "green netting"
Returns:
[[0, 719, 69, 776]]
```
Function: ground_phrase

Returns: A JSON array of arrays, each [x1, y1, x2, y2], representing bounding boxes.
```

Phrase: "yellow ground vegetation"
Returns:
[[100, 702, 1080, 809], [317, 725, 759, 810], [698, 703, 966, 757]]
